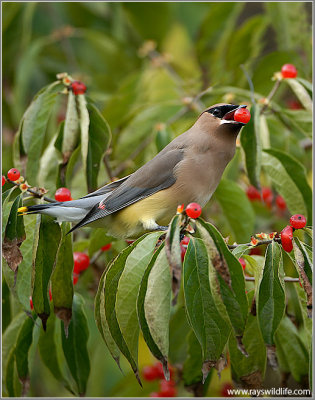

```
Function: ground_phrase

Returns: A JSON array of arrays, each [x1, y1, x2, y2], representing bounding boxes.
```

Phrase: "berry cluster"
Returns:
[[142, 362, 176, 397], [73, 252, 90, 285], [246, 185, 286, 212], [281, 214, 307, 252]]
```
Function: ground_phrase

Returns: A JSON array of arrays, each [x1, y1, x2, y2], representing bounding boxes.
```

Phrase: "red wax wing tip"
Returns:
[[73, 252, 90, 273], [234, 108, 251, 124], [290, 214, 306, 229], [71, 81, 87, 95], [7, 168, 20, 181], [185, 202, 202, 219], [55, 187, 72, 202], [281, 64, 297, 79], [281, 225, 293, 253]]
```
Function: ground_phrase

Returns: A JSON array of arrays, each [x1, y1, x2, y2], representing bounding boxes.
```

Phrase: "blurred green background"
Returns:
[[2, 2, 312, 397]]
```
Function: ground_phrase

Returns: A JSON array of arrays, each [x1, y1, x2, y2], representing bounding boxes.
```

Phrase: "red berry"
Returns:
[[30, 296, 34, 310], [55, 187, 72, 202], [153, 362, 165, 380], [142, 366, 158, 381], [73, 252, 90, 274], [181, 244, 187, 262], [246, 186, 261, 201], [181, 236, 190, 246], [290, 214, 306, 229], [276, 195, 286, 211], [159, 380, 177, 397], [281, 64, 297, 79], [71, 81, 87, 95], [49, 289, 52, 301], [126, 240, 134, 245], [101, 243, 112, 251], [262, 187, 273, 208], [7, 168, 20, 181], [239, 257, 246, 270], [73, 274, 79, 285], [149, 393, 161, 398], [2, 175, 6, 186], [281, 225, 293, 252], [234, 108, 251, 124], [220, 382, 234, 397], [185, 202, 202, 219]]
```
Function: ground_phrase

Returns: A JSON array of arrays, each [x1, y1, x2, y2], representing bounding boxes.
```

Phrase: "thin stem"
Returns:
[[260, 79, 281, 114], [8, 179, 56, 203], [228, 237, 281, 250], [103, 151, 115, 181]]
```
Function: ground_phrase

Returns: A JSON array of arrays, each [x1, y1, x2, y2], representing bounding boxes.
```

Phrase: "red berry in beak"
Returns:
[[234, 108, 251, 124], [290, 214, 306, 229]]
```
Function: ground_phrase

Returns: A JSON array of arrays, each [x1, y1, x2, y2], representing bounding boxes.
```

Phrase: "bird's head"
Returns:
[[196, 103, 250, 135]]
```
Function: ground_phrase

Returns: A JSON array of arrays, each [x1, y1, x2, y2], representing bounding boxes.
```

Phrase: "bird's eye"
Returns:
[[212, 108, 221, 117]]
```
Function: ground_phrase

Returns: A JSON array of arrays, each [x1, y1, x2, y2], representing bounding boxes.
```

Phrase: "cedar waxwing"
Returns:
[[18, 104, 249, 239]]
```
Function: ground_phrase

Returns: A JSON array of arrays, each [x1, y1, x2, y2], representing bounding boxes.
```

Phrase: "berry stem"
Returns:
[[245, 276, 299, 283], [7, 179, 56, 203], [260, 79, 281, 114], [228, 237, 282, 249]]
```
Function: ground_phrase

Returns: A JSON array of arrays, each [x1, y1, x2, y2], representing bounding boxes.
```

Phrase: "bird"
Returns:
[[18, 103, 249, 239]]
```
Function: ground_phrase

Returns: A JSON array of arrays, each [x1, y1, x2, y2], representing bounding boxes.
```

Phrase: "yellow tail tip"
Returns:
[[18, 206, 28, 213]]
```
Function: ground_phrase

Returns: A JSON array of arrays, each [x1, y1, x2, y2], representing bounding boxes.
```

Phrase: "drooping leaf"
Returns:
[[2, 278, 12, 332], [274, 316, 309, 382], [144, 246, 172, 377], [2, 195, 26, 272], [182, 330, 203, 387], [21, 81, 62, 185], [165, 214, 182, 302], [104, 235, 149, 383], [31, 214, 61, 329], [51, 222, 74, 332], [293, 238, 312, 285], [115, 232, 161, 364], [2, 187, 19, 238], [214, 179, 255, 243], [62, 91, 80, 162], [77, 95, 90, 191], [257, 242, 285, 346], [285, 79, 312, 112], [61, 294, 90, 396], [183, 236, 230, 382], [197, 220, 248, 338], [240, 105, 261, 189], [168, 306, 190, 365], [262, 149, 312, 221], [86, 100, 112, 192], [14, 315, 35, 394]]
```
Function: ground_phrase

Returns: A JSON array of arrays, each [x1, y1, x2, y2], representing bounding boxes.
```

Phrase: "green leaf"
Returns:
[[51, 222, 74, 332], [262, 149, 312, 221], [240, 105, 261, 189], [2, 195, 26, 272], [5, 350, 19, 397], [155, 123, 172, 152], [15, 315, 35, 392], [257, 242, 285, 345], [196, 220, 248, 337], [94, 267, 120, 364], [104, 235, 149, 382], [137, 244, 168, 370], [77, 95, 90, 191], [165, 214, 182, 302], [144, 246, 172, 373], [61, 294, 90, 396], [169, 306, 190, 365], [2, 187, 19, 238], [2, 279, 12, 332], [214, 179, 255, 243], [232, 244, 253, 259], [62, 92, 80, 161], [31, 214, 61, 329], [183, 236, 230, 381], [229, 312, 266, 385], [21, 81, 62, 185], [115, 232, 161, 364], [293, 238, 312, 285], [285, 79, 312, 112], [182, 331, 203, 386], [274, 316, 309, 382], [86, 100, 112, 192]]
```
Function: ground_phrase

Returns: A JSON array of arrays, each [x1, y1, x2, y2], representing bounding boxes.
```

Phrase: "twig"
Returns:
[[7, 179, 56, 203], [245, 276, 299, 283], [228, 238, 281, 249], [103, 150, 115, 181], [240, 64, 255, 105], [260, 79, 281, 114]]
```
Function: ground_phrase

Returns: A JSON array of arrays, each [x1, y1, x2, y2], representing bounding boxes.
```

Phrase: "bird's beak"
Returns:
[[220, 104, 247, 125]]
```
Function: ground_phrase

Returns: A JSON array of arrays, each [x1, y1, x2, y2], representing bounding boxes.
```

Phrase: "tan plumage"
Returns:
[[19, 103, 248, 239]]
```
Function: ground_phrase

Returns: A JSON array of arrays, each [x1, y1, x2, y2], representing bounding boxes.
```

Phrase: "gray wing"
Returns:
[[80, 175, 131, 199], [68, 147, 185, 232]]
